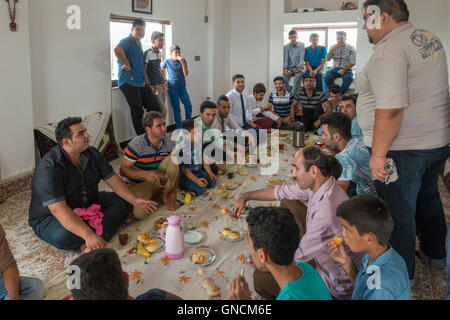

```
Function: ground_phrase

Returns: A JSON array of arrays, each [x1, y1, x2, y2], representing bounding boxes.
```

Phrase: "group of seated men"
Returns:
[[0, 87, 412, 300]]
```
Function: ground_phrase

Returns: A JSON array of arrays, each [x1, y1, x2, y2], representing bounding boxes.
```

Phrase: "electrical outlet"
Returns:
[[204, 15, 209, 23], [195, 56, 201, 61]]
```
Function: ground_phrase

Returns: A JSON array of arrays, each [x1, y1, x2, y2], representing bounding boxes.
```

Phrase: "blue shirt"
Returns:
[[304, 46, 327, 69], [351, 118, 364, 141], [284, 42, 306, 69], [336, 137, 376, 195], [269, 91, 294, 118], [352, 247, 411, 300], [161, 58, 187, 88], [117, 34, 145, 88], [276, 262, 332, 300]]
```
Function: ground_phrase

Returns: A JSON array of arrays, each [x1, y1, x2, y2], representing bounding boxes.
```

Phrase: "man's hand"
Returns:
[[234, 194, 248, 217], [121, 64, 131, 72], [370, 155, 389, 181], [165, 80, 169, 90], [146, 171, 160, 183], [312, 70, 317, 77], [276, 118, 282, 128], [150, 85, 158, 95], [84, 233, 108, 253], [248, 121, 255, 128], [328, 240, 351, 266], [228, 275, 252, 300], [196, 178, 208, 188], [133, 198, 158, 214], [338, 69, 346, 75], [313, 119, 321, 129], [284, 69, 292, 76], [208, 172, 217, 183], [177, 55, 184, 62]]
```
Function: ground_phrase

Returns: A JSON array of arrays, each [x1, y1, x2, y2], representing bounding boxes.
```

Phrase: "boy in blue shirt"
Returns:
[[162, 45, 193, 129], [304, 33, 327, 92], [228, 207, 331, 300], [329, 195, 411, 300], [176, 119, 216, 196]]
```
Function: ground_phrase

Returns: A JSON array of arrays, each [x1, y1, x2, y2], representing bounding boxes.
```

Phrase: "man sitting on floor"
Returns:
[[247, 83, 276, 129], [228, 207, 331, 300], [120, 111, 180, 218], [340, 93, 363, 141], [329, 195, 411, 300], [234, 146, 362, 300], [267, 76, 303, 131], [328, 85, 342, 112], [320, 112, 376, 197], [0, 223, 43, 300], [293, 76, 332, 131], [70, 248, 182, 300], [213, 95, 240, 134], [29, 117, 157, 252]]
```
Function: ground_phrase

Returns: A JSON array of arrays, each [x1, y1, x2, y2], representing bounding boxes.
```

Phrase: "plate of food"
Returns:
[[191, 247, 216, 266], [136, 233, 165, 258], [224, 181, 239, 190], [267, 179, 285, 186], [220, 227, 246, 242], [154, 217, 167, 229], [184, 230, 204, 245], [200, 272, 229, 300]]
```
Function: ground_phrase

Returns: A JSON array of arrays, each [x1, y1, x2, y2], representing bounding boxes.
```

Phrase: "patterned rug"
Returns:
[[0, 133, 449, 300]]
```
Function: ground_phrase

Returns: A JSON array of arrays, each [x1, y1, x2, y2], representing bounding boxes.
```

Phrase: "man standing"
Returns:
[[1, 224, 43, 300], [144, 31, 168, 118], [120, 111, 180, 217], [304, 33, 327, 92], [29, 117, 158, 252], [283, 30, 307, 95], [114, 19, 160, 136], [293, 76, 332, 131], [358, 0, 450, 284], [324, 31, 356, 95]]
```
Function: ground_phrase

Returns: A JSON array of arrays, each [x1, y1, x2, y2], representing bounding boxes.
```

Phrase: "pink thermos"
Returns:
[[160, 215, 184, 260]]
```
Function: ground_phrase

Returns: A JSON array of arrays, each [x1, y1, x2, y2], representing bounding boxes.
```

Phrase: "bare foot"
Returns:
[[162, 193, 180, 211]]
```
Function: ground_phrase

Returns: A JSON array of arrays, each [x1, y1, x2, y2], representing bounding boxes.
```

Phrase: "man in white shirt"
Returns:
[[213, 95, 240, 133], [358, 0, 450, 284], [247, 83, 276, 129], [226, 74, 256, 130]]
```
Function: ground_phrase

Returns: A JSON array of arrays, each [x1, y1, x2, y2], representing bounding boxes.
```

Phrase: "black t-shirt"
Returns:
[[28, 145, 115, 229]]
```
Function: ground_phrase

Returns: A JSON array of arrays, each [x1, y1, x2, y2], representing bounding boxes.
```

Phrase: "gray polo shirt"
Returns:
[[357, 23, 450, 150], [284, 42, 306, 69], [328, 44, 356, 69]]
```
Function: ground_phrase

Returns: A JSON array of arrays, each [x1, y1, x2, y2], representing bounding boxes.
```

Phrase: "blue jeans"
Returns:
[[283, 68, 308, 95], [369, 145, 450, 279], [324, 67, 353, 95], [179, 169, 216, 196], [34, 192, 131, 250], [0, 274, 44, 300], [168, 86, 193, 129]]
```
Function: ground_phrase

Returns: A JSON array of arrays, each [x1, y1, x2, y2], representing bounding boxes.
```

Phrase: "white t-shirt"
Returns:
[[357, 23, 450, 150]]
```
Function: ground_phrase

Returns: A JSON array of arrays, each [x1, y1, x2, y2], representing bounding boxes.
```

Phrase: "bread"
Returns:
[[221, 228, 240, 240], [239, 168, 249, 176], [137, 233, 154, 245], [192, 248, 209, 264], [225, 182, 236, 190], [144, 238, 159, 253], [201, 277, 221, 297]]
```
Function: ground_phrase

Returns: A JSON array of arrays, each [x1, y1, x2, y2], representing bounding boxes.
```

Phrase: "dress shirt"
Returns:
[[226, 89, 253, 127]]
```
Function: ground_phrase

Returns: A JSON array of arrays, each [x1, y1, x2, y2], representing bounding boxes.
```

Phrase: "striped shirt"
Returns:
[[295, 89, 328, 110], [124, 134, 175, 171], [269, 91, 294, 118]]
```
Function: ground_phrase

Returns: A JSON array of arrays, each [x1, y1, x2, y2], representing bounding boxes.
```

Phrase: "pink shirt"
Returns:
[[274, 177, 362, 299]]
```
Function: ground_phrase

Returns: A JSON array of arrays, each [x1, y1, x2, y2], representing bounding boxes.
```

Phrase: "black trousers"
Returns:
[[120, 84, 161, 136], [296, 106, 324, 132]]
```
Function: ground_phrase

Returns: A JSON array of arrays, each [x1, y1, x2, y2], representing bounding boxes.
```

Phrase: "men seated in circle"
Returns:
[[234, 146, 362, 300], [328, 85, 342, 112], [329, 195, 411, 300], [283, 29, 307, 95], [120, 111, 180, 218], [304, 33, 327, 92], [292, 76, 332, 131], [0, 223, 44, 300], [29, 117, 157, 252], [177, 120, 216, 196], [324, 31, 356, 95], [341, 93, 363, 141], [248, 83, 276, 129], [69, 248, 182, 300], [267, 76, 303, 131], [320, 112, 376, 197], [228, 207, 331, 300]]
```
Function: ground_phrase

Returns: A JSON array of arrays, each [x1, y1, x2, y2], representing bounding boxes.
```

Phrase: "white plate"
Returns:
[[191, 247, 216, 267], [148, 237, 165, 253], [220, 228, 246, 242], [184, 230, 204, 245]]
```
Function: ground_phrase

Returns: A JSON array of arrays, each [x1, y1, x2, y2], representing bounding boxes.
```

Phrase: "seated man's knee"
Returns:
[[20, 277, 44, 300]]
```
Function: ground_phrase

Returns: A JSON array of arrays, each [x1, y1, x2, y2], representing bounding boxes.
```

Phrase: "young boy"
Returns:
[[228, 206, 331, 300], [177, 119, 217, 196], [162, 45, 193, 129], [248, 83, 276, 129], [328, 195, 411, 300]]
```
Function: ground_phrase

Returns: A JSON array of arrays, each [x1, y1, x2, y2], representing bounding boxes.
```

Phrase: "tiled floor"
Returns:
[[1, 158, 449, 300]]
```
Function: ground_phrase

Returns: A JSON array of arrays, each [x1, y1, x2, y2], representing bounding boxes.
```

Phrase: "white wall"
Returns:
[[28, 0, 210, 143], [0, 0, 35, 179], [291, 0, 345, 12]]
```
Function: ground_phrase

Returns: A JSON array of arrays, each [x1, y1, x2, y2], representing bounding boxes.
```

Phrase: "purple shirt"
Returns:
[[274, 177, 363, 299]]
